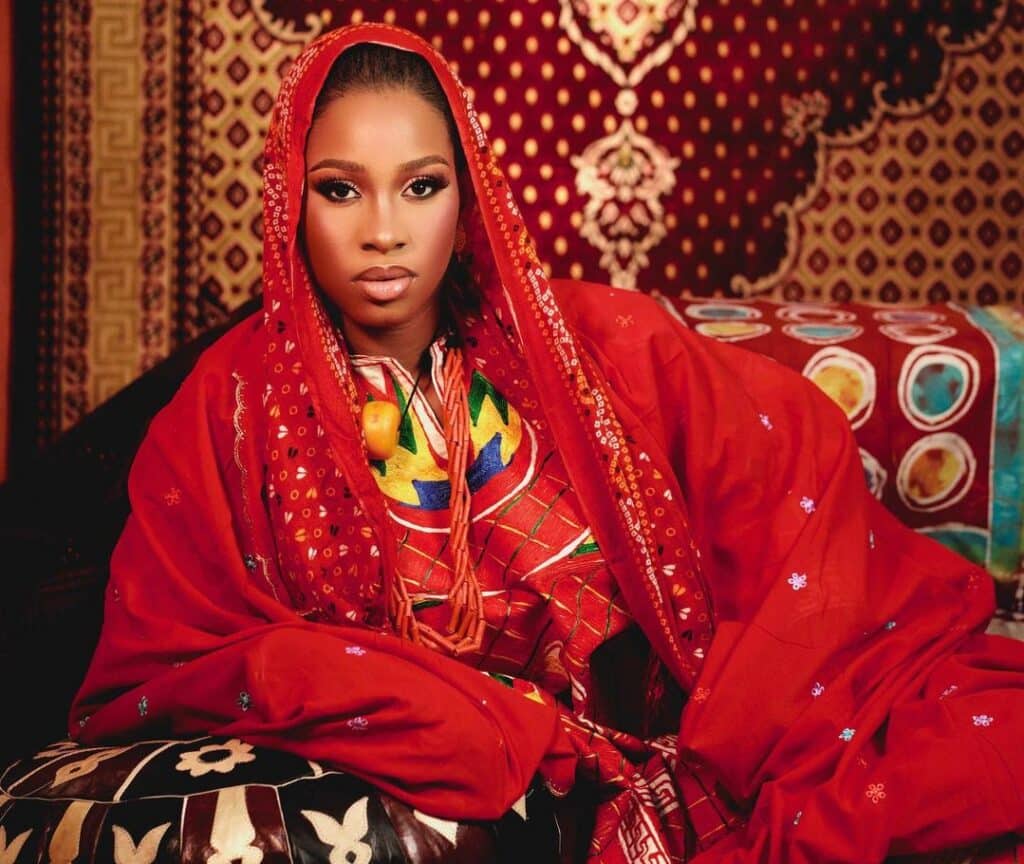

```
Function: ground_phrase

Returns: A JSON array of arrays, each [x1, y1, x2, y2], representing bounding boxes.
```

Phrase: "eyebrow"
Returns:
[[307, 154, 451, 174]]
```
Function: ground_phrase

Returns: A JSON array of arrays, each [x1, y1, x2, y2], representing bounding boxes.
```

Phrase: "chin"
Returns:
[[351, 304, 419, 333]]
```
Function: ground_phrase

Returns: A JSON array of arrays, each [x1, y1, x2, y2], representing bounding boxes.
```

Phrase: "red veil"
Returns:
[[71, 24, 1024, 862]]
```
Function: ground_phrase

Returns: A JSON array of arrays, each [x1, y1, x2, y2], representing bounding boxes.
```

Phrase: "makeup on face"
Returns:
[[303, 87, 461, 369]]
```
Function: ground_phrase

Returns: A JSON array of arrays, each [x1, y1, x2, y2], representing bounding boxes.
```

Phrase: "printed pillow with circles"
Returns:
[[0, 736, 544, 864]]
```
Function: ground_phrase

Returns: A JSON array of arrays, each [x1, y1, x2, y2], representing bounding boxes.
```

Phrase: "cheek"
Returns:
[[303, 203, 345, 271], [427, 198, 461, 262]]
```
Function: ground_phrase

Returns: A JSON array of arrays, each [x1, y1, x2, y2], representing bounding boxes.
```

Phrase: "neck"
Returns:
[[342, 309, 441, 375]]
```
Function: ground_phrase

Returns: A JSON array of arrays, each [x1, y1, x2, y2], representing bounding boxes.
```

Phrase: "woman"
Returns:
[[70, 23, 1024, 863]]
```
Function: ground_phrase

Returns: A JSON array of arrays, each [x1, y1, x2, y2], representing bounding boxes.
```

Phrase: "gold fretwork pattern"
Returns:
[[87, 3, 144, 409], [738, 3, 1023, 304], [89, 3, 176, 409], [50, 0, 181, 432]]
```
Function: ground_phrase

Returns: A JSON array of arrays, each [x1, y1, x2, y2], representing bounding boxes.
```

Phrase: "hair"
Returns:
[[313, 43, 466, 174], [311, 42, 480, 321]]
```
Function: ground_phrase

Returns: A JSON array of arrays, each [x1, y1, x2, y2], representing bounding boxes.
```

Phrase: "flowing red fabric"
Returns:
[[70, 23, 1024, 862]]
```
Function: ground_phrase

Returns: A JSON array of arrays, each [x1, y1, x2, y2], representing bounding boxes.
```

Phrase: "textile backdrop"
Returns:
[[16, 0, 1023, 451]]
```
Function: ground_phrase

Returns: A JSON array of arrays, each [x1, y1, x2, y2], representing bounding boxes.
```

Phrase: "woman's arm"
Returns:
[[69, 330, 575, 821]]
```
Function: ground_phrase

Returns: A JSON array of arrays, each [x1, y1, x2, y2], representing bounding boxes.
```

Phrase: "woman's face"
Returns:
[[303, 85, 461, 349]]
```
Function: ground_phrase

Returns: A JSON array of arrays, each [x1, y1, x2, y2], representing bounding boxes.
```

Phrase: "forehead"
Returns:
[[305, 86, 454, 162]]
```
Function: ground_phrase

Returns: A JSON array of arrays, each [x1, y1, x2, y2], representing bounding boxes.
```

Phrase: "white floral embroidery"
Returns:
[[799, 496, 816, 514], [302, 798, 372, 864], [939, 684, 959, 699], [693, 647, 705, 659], [972, 714, 994, 727], [811, 682, 825, 698], [345, 645, 367, 656], [792, 810, 803, 826], [884, 620, 896, 631], [839, 727, 856, 742], [678, 606, 692, 620], [176, 739, 256, 777], [868, 529, 876, 549], [759, 413, 773, 430], [865, 783, 886, 804], [347, 716, 369, 730], [788, 572, 808, 591]]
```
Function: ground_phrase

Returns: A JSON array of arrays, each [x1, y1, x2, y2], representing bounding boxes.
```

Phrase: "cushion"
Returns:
[[0, 736, 559, 863], [3, 737, 1019, 863]]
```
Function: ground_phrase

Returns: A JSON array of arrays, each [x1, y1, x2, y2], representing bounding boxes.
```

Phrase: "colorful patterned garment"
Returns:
[[66, 24, 1024, 863], [350, 347, 628, 697]]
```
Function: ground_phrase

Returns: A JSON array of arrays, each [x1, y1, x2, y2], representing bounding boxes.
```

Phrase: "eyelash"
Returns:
[[313, 174, 450, 203]]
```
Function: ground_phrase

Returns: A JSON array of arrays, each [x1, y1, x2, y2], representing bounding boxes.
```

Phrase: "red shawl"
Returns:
[[71, 23, 1024, 862]]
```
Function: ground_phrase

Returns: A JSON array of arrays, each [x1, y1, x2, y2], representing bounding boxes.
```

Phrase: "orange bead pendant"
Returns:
[[362, 400, 401, 461]]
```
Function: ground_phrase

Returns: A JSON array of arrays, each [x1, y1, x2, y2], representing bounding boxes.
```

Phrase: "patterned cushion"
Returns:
[[0, 736, 555, 863], [3, 737, 1019, 863], [656, 294, 1024, 619]]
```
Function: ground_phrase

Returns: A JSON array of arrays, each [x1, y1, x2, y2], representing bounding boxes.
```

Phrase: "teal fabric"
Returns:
[[963, 306, 1024, 579]]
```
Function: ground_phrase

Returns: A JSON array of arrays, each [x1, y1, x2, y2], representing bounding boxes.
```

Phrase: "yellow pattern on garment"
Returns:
[[375, 407, 448, 506], [374, 372, 524, 508], [469, 376, 523, 468]]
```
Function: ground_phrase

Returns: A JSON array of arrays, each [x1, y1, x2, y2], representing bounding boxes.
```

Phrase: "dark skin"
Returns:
[[304, 84, 462, 420]]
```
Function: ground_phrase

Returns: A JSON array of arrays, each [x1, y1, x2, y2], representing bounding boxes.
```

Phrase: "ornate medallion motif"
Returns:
[[571, 120, 679, 289], [557, 0, 698, 86], [561, 0, 695, 288]]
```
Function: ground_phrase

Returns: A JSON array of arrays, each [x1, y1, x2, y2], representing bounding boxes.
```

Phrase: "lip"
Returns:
[[353, 270, 415, 303], [353, 265, 416, 281]]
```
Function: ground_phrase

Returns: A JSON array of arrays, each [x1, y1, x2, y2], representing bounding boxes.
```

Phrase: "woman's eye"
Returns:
[[315, 179, 358, 202], [405, 176, 448, 198]]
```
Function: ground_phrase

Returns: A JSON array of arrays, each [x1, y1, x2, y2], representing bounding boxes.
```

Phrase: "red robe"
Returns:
[[70, 22, 1024, 863]]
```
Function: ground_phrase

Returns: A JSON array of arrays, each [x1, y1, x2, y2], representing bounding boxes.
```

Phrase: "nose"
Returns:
[[361, 199, 406, 253]]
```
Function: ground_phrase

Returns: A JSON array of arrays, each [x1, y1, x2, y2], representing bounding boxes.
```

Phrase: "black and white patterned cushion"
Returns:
[[0, 736, 556, 863]]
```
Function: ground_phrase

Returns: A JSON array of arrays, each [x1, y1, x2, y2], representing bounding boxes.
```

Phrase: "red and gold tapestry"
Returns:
[[22, 0, 1023, 452]]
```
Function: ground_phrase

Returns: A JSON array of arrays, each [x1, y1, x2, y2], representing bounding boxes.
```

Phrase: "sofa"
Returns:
[[1, 292, 1022, 863]]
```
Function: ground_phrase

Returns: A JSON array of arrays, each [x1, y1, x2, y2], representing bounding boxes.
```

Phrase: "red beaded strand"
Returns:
[[388, 345, 484, 655]]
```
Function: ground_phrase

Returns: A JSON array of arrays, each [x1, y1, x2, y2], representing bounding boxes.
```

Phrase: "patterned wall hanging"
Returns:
[[23, 0, 1022, 451]]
